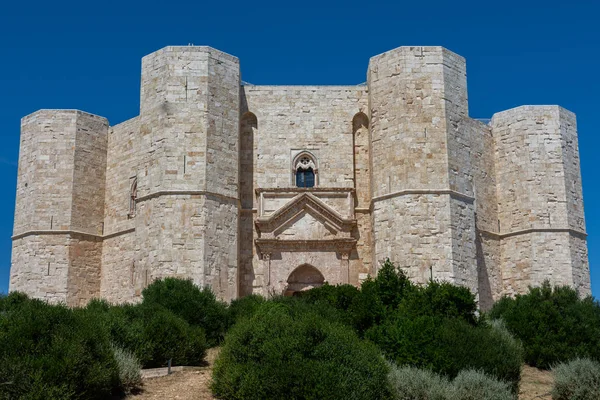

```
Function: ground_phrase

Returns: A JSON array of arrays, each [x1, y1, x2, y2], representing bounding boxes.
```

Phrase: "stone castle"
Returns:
[[9, 45, 590, 308]]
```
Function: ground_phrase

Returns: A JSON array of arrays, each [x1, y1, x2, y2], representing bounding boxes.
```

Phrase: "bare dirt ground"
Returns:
[[128, 348, 220, 400], [518, 365, 553, 400], [129, 351, 554, 400]]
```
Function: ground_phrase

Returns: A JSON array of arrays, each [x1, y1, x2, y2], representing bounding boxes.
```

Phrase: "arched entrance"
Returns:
[[284, 264, 325, 296]]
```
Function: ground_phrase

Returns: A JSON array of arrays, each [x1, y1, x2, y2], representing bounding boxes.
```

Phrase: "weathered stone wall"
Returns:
[[135, 46, 240, 301], [458, 118, 501, 309], [368, 47, 452, 281], [67, 235, 103, 306], [368, 46, 480, 287], [240, 86, 369, 293], [10, 110, 107, 305], [491, 106, 590, 295], [100, 117, 140, 302], [71, 114, 108, 235], [242, 85, 367, 189], [14, 110, 79, 233], [10, 235, 71, 303]]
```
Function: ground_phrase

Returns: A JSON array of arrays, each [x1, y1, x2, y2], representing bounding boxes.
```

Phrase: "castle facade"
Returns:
[[9, 45, 590, 308]]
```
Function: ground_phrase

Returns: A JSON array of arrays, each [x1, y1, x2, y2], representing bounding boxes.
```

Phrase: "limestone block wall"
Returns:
[[135, 46, 240, 301], [240, 86, 370, 295], [372, 194, 453, 283], [368, 46, 479, 286], [368, 47, 451, 282], [242, 86, 367, 190], [458, 118, 501, 309], [99, 117, 139, 302], [67, 235, 103, 306], [10, 110, 108, 305], [491, 106, 590, 295], [10, 235, 71, 303], [14, 111, 79, 232]]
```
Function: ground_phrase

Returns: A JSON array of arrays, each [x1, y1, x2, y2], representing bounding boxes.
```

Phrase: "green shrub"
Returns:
[[387, 364, 515, 400], [330, 259, 414, 335], [488, 282, 600, 369], [228, 294, 266, 323], [448, 369, 515, 400], [111, 345, 142, 394], [388, 364, 448, 400], [85, 301, 207, 368], [552, 358, 600, 400], [367, 315, 523, 391], [212, 302, 391, 399], [142, 277, 229, 346], [398, 280, 478, 325], [0, 294, 120, 399], [297, 283, 360, 311]]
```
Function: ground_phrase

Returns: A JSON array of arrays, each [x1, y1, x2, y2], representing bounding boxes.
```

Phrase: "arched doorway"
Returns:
[[284, 264, 325, 296]]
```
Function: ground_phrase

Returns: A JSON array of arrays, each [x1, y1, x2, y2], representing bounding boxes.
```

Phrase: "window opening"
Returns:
[[128, 177, 138, 218], [294, 153, 317, 188]]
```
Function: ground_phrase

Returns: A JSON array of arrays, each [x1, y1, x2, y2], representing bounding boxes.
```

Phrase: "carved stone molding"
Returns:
[[255, 238, 356, 257], [255, 192, 356, 235]]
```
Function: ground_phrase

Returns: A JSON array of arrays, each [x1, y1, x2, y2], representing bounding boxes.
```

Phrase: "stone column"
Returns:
[[339, 251, 350, 284], [263, 253, 272, 286]]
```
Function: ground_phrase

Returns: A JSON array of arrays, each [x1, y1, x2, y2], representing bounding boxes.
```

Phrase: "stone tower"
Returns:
[[9, 45, 590, 307], [491, 106, 589, 297], [11, 110, 108, 306], [368, 47, 478, 294]]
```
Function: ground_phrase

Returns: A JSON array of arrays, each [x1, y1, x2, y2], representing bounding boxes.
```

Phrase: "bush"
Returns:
[[387, 364, 515, 400], [111, 345, 142, 394], [228, 294, 266, 323], [297, 283, 360, 311], [212, 302, 391, 399], [142, 277, 229, 346], [488, 282, 600, 369], [388, 364, 448, 400], [303, 259, 413, 335], [552, 358, 600, 400], [448, 369, 515, 400], [85, 301, 207, 368], [0, 293, 120, 399], [367, 315, 523, 391], [398, 280, 478, 325]]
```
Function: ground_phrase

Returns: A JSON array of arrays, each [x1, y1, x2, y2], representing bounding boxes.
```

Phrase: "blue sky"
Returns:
[[0, 0, 598, 297]]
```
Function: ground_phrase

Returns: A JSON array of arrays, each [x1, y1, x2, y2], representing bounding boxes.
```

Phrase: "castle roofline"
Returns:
[[241, 84, 366, 89], [491, 105, 575, 121], [21, 109, 108, 124], [368, 45, 465, 64], [141, 45, 239, 64]]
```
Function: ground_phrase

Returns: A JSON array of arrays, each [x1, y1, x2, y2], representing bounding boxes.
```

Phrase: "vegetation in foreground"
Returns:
[[1, 260, 599, 399], [489, 282, 600, 369]]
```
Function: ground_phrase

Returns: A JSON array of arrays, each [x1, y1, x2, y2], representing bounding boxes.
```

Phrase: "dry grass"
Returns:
[[128, 348, 220, 400], [519, 365, 553, 400]]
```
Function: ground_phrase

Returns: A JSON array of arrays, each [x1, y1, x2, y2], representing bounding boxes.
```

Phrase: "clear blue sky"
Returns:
[[0, 0, 598, 298]]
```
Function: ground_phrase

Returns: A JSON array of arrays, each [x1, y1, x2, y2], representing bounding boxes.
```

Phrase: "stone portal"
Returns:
[[284, 264, 325, 295]]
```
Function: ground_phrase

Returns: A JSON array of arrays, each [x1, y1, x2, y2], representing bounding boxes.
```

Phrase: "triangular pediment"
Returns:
[[255, 193, 356, 235], [273, 208, 338, 240]]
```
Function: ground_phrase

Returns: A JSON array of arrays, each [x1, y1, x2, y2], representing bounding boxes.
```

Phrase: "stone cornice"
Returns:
[[136, 190, 238, 204], [478, 227, 587, 240], [12, 229, 103, 241], [255, 187, 354, 195], [371, 189, 475, 204], [12, 227, 136, 241], [255, 238, 357, 254]]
